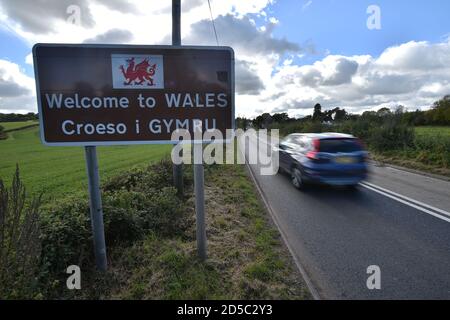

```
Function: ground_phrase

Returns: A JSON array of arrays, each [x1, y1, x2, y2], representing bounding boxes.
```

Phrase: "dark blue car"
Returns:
[[275, 133, 369, 189]]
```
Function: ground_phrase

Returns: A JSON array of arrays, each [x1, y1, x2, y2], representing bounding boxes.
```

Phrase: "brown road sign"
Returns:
[[33, 44, 235, 146]]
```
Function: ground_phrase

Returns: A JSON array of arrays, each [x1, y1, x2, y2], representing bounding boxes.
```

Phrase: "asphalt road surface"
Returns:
[[239, 131, 450, 299]]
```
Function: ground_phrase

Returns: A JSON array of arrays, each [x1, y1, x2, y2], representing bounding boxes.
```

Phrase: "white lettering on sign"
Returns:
[[148, 118, 216, 134], [44, 93, 228, 110], [62, 120, 127, 135], [165, 93, 228, 108], [45, 94, 129, 109]]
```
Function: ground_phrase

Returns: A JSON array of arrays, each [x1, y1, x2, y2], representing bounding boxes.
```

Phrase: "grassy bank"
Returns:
[[370, 126, 450, 176], [0, 126, 172, 199], [0, 159, 311, 299]]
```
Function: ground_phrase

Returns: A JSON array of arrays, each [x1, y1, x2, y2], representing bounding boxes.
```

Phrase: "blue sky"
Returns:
[[1, 0, 450, 116], [0, 28, 32, 74], [268, 0, 450, 64]]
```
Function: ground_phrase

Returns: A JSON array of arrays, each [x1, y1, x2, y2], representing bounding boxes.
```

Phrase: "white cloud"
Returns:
[[0, 59, 35, 112], [25, 53, 32, 65], [254, 38, 450, 118]]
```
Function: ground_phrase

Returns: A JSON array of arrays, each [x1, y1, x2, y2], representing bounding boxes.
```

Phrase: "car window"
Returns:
[[291, 136, 306, 148], [318, 139, 362, 153]]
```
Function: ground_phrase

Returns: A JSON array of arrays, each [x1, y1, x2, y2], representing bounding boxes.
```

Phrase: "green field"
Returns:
[[0, 126, 172, 200], [415, 126, 450, 137], [0, 120, 38, 131]]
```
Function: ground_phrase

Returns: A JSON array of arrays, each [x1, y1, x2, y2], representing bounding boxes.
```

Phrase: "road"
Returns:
[[239, 131, 450, 299]]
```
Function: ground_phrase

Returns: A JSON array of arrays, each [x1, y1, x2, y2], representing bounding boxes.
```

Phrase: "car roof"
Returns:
[[288, 132, 355, 139]]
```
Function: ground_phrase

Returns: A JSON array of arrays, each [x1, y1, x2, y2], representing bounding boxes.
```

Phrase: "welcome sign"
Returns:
[[33, 44, 235, 146]]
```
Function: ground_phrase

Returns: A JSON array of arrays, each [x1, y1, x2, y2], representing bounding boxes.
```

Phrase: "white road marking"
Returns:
[[362, 181, 450, 218], [360, 182, 450, 223]]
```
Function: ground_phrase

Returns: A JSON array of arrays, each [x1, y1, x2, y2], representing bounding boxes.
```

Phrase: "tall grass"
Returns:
[[0, 166, 42, 299]]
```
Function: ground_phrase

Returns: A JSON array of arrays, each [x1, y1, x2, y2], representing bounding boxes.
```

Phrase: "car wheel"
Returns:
[[291, 167, 304, 189]]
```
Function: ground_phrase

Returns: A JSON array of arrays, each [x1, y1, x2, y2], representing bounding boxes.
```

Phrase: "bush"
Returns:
[[413, 134, 450, 168], [368, 116, 415, 151], [0, 166, 42, 299], [103, 159, 173, 192], [39, 198, 93, 281], [37, 159, 185, 295], [103, 187, 183, 239]]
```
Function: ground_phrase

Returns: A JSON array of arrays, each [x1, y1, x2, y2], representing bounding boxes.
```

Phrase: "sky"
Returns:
[[0, 0, 449, 118]]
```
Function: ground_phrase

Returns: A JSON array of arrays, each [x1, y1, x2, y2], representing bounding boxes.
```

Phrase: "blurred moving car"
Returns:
[[274, 133, 368, 189]]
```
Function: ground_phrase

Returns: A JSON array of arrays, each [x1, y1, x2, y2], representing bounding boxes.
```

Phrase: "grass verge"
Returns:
[[101, 162, 311, 299]]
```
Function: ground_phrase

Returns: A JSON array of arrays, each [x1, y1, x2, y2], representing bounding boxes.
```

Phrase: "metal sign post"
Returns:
[[172, 0, 183, 196], [84, 146, 107, 271], [193, 142, 207, 261]]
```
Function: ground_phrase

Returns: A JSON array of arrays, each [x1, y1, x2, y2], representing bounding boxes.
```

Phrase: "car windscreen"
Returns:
[[318, 139, 362, 153]]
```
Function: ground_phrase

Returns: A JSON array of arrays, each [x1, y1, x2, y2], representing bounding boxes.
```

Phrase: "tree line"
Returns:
[[239, 95, 450, 130], [236, 96, 450, 168], [0, 112, 38, 122]]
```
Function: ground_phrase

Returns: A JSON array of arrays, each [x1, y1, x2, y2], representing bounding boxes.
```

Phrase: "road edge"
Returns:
[[243, 161, 321, 300]]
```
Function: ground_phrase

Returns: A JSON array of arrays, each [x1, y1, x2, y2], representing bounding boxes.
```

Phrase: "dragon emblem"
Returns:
[[119, 57, 157, 86]]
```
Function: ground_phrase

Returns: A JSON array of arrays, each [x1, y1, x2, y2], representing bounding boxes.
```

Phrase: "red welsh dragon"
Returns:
[[119, 57, 156, 86]]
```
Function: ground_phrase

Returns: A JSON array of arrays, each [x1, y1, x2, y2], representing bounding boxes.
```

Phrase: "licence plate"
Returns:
[[335, 156, 356, 164]]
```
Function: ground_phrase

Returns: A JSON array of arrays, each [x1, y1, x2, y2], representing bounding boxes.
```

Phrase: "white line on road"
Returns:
[[360, 182, 450, 223], [363, 181, 450, 218]]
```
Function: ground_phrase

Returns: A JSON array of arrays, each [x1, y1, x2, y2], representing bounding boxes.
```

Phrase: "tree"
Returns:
[[252, 113, 273, 129], [272, 112, 290, 123], [312, 103, 322, 122], [394, 105, 406, 114], [376, 107, 391, 117], [261, 113, 273, 129], [429, 95, 450, 125], [334, 108, 348, 122]]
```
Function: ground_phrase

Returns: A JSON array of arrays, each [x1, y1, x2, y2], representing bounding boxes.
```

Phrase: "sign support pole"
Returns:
[[172, 0, 184, 196], [194, 142, 207, 261], [84, 146, 107, 271]]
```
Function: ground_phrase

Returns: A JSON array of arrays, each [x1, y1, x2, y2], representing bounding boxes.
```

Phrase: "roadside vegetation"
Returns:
[[0, 160, 310, 299], [0, 112, 38, 123], [240, 95, 450, 176]]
